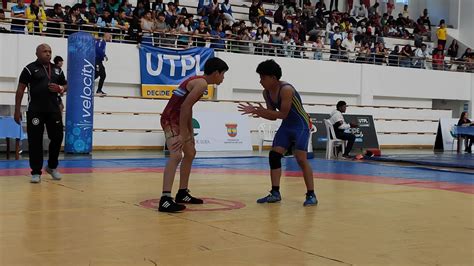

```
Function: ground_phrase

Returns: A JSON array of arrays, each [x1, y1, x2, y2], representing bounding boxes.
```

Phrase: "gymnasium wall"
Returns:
[[1, 34, 472, 108], [0, 33, 472, 148]]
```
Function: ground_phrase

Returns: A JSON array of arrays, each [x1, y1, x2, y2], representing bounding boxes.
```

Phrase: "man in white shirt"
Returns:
[[329, 101, 357, 158], [413, 43, 429, 68], [342, 31, 356, 60], [342, 31, 355, 51]]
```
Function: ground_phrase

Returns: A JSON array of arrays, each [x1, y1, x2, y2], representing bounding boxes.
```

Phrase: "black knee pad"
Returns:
[[269, 151, 283, 169]]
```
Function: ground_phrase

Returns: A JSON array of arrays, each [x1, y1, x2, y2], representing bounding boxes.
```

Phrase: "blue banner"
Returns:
[[139, 46, 215, 99], [65, 32, 96, 153]]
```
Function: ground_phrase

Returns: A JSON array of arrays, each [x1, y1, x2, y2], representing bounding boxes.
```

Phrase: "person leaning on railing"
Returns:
[[45, 3, 64, 37], [26, 0, 46, 34]]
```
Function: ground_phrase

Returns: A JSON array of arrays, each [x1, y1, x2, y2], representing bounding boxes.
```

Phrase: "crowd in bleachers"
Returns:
[[0, 0, 472, 72]]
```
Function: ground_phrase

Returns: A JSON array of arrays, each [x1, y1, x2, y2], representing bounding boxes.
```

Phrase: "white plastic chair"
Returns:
[[324, 119, 345, 159], [257, 122, 279, 153], [306, 124, 318, 159]]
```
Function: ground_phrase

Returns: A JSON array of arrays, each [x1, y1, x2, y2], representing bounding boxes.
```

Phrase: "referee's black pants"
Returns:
[[26, 111, 63, 175], [95, 61, 106, 93]]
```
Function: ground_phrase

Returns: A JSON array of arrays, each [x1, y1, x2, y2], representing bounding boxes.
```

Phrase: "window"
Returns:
[[396, 0, 409, 4]]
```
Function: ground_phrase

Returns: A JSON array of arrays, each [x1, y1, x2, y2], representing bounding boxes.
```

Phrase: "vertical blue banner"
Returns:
[[65, 32, 96, 153]]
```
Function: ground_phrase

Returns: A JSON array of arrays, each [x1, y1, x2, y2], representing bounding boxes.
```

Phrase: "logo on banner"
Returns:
[[192, 118, 200, 136], [225, 123, 238, 137], [139, 46, 215, 99], [357, 118, 370, 127]]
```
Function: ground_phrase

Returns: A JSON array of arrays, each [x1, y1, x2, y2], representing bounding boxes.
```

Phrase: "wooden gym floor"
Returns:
[[0, 156, 473, 265]]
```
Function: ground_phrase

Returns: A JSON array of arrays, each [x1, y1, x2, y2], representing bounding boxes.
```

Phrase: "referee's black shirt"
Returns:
[[19, 60, 67, 113]]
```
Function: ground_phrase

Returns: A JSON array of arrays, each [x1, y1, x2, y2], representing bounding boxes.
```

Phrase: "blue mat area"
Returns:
[[368, 153, 474, 170], [1, 156, 474, 185]]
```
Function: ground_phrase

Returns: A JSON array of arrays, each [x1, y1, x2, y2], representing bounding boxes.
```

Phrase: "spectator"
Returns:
[[330, 38, 346, 61], [156, 11, 173, 46], [86, 3, 99, 24], [374, 42, 387, 65], [53, 56, 65, 116], [312, 35, 324, 60], [26, 0, 46, 34], [350, 0, 368, 25], [399, 44, 413, 67], [140, 10, 155, 45], [165, 2, 177, 28], [329, 101, 357, 158], [116, 9, 130, 39], [419, 8, 431, 31], [413, 43, 429, 68], [133, 1, 146, 19], [197, 0, 211, 17], [402, 4, 409, 20], [14, 44, 67, 183], [97, 9, 116, 34], [432, 45, 445, 70], [83, 3, 99, 34], [436, 19, 447, 51], [386, 0, 394, 16], [152, 0, 166, 13], [283, 33, 296, 57], [447, 39, 459, 58], [457, 112, 473, 153], [221, 0, 235, 24], [342, 31, 356, 52], [270, 27, 284, 56], [388, 45, 400, 66], [210, 22, 226, 50], [356, 42, 371, 63], [65, 5, 86, 37], [193, 20, 211, 47], [11, 0, 27, 34], [273, 5, 284, 26], [331, 26, 343, 45], [95, 33, 111, 96], [368, 2, 379, 17], [126, 16, 143, 43], [249, 0, 259, 24], [119, 0, 134, 20], [177, 17, 192, 47], [459, 48, 472, 61], [45, 3, 64, 37]]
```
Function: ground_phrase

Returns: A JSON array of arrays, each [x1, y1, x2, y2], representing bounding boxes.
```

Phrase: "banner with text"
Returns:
[[139, 46, 215, 99], [310, 113, 379, 151], [192, 112, 252, 151]]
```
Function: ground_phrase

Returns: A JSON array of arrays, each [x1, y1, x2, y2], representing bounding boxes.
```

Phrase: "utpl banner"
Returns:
[[139, 46, 215, 99]]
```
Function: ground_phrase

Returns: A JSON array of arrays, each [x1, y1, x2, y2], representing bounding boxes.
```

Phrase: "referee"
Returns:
[[14, 44, 67, 183]]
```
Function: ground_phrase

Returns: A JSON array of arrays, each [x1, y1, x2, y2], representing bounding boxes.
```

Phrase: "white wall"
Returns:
[[459, 0, 474, 48]]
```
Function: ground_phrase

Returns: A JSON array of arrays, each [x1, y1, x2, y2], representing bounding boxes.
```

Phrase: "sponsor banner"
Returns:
[[434, 118, 459, 151], [65, 32, 96, 153], [192, 112, 252, 151], [139, 45, 215, 99], [310, 113, 379, 150], [141, 84, 214, 100]]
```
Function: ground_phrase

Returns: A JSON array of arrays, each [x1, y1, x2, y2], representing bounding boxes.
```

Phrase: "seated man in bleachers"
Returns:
[[329, 101, 357, 158]]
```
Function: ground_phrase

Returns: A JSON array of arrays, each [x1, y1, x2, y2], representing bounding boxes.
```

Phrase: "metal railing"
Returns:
[[1, 17, 472, 73]]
